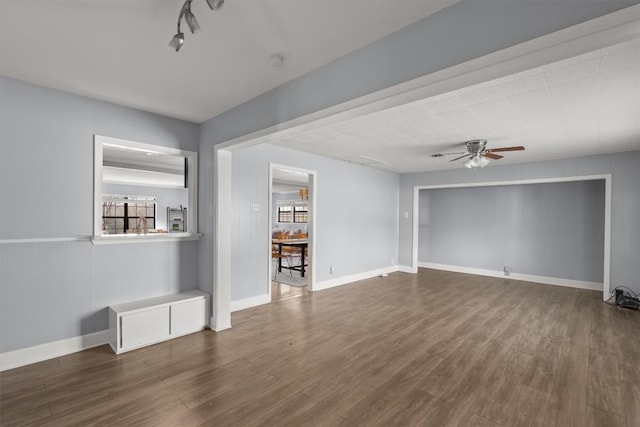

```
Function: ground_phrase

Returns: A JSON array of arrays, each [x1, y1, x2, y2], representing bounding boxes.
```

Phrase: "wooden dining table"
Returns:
[[272, 238, 308, 277]]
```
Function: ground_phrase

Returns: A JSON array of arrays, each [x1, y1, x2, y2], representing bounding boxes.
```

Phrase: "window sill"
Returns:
[[91, 233, 202, 245]]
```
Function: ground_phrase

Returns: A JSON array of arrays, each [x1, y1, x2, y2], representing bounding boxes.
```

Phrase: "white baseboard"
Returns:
[[230, 293, 270, 312], [210, 317, 232, 331], [0, 330, 109, 372], [397, 265, 417, 274], [419, 262, 603, 291], [314, 266, 398, 291]]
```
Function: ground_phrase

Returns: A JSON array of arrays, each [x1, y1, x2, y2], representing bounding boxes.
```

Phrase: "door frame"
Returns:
[[411, 174, 612, 300], [268, 163, 317, 301]]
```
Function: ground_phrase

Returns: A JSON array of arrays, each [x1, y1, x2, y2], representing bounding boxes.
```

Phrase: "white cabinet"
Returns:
[[108, 290, 209, 354], [170, 299, 206, 336], [121, 306, 170, 350]]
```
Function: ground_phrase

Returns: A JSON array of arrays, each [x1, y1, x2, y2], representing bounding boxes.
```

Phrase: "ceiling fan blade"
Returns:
[[449, 154, 470, 162], [487, 146, 525, 153], [430, 151, 467, 157], [484, 152, 504, 160]]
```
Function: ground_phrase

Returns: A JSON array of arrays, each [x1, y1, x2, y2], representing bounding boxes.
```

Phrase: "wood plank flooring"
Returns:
[[271, 280, 309, 302], [2, 268, 639, 426]]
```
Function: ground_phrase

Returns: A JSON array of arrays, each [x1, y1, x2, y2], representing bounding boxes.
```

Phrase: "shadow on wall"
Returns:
[[179, 241, 199, 293]]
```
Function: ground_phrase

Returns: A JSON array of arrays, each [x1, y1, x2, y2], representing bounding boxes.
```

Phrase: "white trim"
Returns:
[[210, 317, 231, 332], [413, 174, 611, 190], [314, 266, 398, 292], [603, 177, 612, 300], [268, 163, 317, 302], [412, 174, 612, 299], [412, 186, 420, 272], [90, 233, 202, 245], [212, 149, 232, 331], [230, 293, 271, 312], [0, 236, 90, 244], [397, 265, 417, 274], [93, 134, 199, 238], [0, 330, 109, 372], [94, 135, 104, 237], [419, 262, 603, 292], [268, 165, 274, 303]]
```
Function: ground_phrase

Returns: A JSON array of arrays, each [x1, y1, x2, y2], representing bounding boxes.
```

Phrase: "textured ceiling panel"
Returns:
[[272, 38, 640, 173]]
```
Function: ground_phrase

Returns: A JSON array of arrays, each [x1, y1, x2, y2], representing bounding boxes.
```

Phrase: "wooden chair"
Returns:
[[281, 244, 306, 272], [272, 244, 293, 279]]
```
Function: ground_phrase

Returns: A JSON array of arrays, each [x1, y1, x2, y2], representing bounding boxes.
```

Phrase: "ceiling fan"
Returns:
[[431, 139, 525, 168]]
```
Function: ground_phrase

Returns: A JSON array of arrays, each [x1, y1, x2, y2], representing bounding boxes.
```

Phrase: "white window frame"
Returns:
[[276, 200, 308, 223], [92, 135, 199, 244]]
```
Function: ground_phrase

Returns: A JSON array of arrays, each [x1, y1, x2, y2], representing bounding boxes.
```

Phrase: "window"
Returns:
[[293, 203, 308, 223], [278, 204, 293, 222], [93, 135, 198, 242], [102, 195, 156, 234], [277, 200, 308, 223]]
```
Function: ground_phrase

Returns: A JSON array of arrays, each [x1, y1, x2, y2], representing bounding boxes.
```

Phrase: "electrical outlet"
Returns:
[[503, 266, 510, 276], [329, 265, 334, 275], [391, 258, 395, 265]]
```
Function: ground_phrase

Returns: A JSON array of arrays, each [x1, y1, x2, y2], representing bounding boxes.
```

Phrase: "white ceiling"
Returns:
[[103, 143, 186, 187], [271, 37, 640, 173], [0, 0, 457, 123], [2, 2, 638, 175], [272, 167, 308, 193]]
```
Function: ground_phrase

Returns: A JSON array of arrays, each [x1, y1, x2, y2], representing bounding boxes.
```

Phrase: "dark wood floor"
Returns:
[[2, 268, 639, 426]]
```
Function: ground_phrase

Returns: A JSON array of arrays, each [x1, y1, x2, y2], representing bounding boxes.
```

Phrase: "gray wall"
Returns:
[[402, 151, 640, 294], [103, 183, 189, 231], [230, 143, 399, 302], [0, 78, 200, 353], [418, 181, 605, 282]]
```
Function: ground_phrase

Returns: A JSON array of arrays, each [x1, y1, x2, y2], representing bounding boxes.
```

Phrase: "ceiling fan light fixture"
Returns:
[[432, 140, 523, 168], [464, 155, 490, 168], [206, 0, 224, 11]]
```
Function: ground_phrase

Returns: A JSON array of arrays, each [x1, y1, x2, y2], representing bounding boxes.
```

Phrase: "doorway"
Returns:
[[411, 175, 612, 299], [269, 164, 316, 302]]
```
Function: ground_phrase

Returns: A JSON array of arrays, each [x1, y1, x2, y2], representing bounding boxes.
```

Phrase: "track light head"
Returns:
[[169, 0, 225, 51], [169, 32, 185, 52], [184, 6, 200, 34], [206, 0, 224, 11]]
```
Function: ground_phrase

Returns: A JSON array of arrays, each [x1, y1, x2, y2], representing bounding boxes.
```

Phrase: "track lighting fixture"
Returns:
[[169, 32, 185, 52], [169, 0, 224, 52], [206, 0, 224, 11], [184, 5, 200, 34]]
